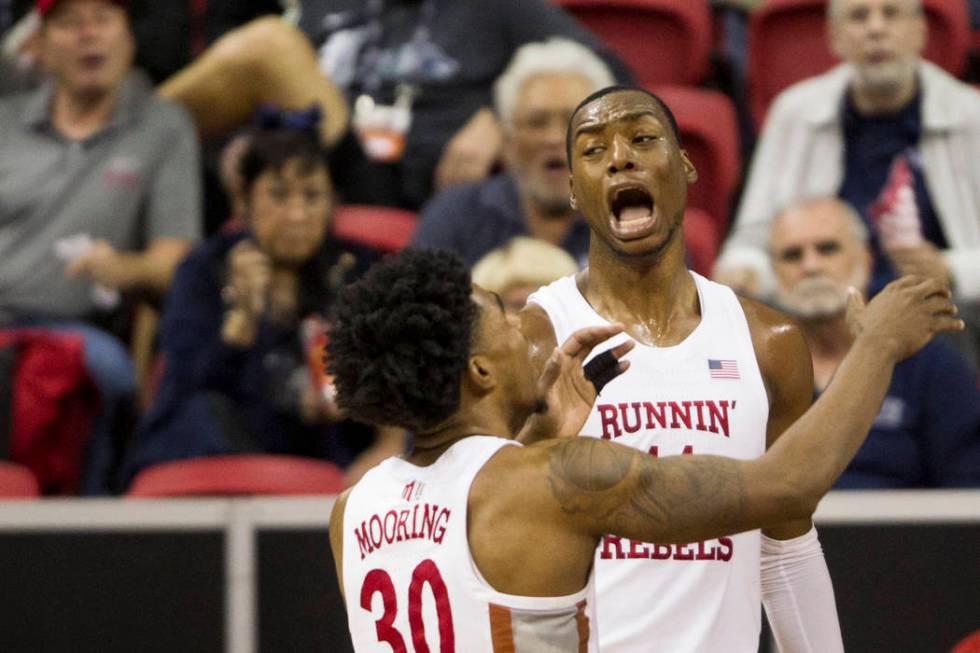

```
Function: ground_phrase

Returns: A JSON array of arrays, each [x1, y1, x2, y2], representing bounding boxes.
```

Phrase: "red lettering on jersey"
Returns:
[[716, 537, 734, 561], [369, 515, 384, 550], [431, 508, 451, 544], [681, 445, 694, 455], [668, 401, 694, 430], [674, 542, 696, 560], [707, 401, 731, 437], [628, 539, 651, 559], [354, 523, 374, 560], [597, 400, 736, 439], [383, 511, 399, 544], [696, 540, 716, 560], [396, 509, 411, 542], [600, 534, 626, 559], [354, 504, 453, 559], [599, 537, 736, 562], [620, 402, 642, 434], [598, 404, 621, 439], [644, 401, 668, 430]]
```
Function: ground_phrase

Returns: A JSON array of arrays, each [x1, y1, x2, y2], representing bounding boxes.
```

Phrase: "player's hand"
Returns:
[[518, 324, 634, 443], [886, 243, 952, 288], [224, 240, 273, 317], [847, 275, 963, 362], [64, 239, 126, 288], [433, 107, 502, 190]]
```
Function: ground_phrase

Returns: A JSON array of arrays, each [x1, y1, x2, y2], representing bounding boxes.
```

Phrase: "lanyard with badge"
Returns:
[[317, 0, 456, 163]]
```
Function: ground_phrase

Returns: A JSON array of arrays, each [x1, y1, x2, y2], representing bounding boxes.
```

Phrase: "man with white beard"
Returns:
[[769, 197, 980, 488], [716, 0, 980, 306]]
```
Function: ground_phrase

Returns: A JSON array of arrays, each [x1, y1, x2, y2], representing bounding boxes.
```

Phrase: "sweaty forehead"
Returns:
[[573, 91, 665, 131]]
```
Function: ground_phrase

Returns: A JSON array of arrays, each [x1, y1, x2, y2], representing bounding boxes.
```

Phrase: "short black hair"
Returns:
[[326, 249, 479, 433], [239, 128, 327, 194], [565, 85, 681, 162]]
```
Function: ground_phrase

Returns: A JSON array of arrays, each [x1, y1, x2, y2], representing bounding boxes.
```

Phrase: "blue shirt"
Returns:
[[826, 341, 980, 489], [839, 89, 948, 295], [411, 173, 591, 268]]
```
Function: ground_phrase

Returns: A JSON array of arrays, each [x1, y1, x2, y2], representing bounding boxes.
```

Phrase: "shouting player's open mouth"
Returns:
[[608, 184, 657, 239]]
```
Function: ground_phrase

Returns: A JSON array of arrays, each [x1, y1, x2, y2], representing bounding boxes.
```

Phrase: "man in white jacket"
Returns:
[[715, 0, 980, 304]]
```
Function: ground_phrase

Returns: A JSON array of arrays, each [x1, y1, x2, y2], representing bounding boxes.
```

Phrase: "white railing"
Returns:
[[1, 490, 978, 653]]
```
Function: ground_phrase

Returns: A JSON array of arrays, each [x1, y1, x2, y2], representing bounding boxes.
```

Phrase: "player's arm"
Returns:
[[539, 277, 962, 545], [328, 488, 351, 602], [741, 298, 844, 653]]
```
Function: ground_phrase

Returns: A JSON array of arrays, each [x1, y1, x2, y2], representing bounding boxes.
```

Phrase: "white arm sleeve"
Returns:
[[761, 527, 844, 653]]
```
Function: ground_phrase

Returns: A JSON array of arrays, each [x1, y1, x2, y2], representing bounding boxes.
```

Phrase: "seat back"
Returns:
[[331, 205, 418, 253], [127, 455, 346, 497], [652, 85, 740, 233], [555, 0, 712, 86], [0, 461, 39, 498], [748, 0, 971, 129], [683, 207, 721, 276]]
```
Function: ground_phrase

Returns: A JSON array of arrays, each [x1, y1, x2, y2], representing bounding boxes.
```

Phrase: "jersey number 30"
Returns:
[[360, 559, 455, 652]]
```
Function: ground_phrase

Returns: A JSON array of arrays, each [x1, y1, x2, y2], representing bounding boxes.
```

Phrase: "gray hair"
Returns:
[[770, 197, 869, 245], [493, 38, 616, 125], [827, 0, 922, 21]]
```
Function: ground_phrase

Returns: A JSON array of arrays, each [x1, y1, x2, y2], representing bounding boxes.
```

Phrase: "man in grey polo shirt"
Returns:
[[0, 0, 202, 493]]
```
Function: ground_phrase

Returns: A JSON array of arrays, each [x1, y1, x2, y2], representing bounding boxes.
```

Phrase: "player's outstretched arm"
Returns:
[[541, 276, 963, 544]]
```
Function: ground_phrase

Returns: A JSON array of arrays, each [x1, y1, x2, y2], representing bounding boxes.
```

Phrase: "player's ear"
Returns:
[[466, 355, 496, 393], [680, 150, 698, 184], [569, 179, 578, 210]]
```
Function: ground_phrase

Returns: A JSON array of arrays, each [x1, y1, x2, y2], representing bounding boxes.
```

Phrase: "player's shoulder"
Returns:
[[737, 296, 810, 371]]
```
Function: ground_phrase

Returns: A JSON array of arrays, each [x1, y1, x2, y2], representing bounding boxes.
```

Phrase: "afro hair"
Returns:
[[326, 249, 479, 433]]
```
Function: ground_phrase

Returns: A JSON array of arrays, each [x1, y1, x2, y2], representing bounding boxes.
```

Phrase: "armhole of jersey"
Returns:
[[714, 278, 771, 420], [460, 442, 594, 612]]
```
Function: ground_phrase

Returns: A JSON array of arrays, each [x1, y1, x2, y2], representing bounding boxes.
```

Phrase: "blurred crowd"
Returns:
[[0, 0, 978, 495]]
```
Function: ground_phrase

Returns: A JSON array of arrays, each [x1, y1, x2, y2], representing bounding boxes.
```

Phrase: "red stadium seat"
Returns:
[[748, 0, 971, 129], [652, 86, 741, 233], [554, 0, 713, 86], [683, 207, 720, 276], [332, 205, 418, 253], [0, 461, 39, 498], [126, 455, 346, 497]]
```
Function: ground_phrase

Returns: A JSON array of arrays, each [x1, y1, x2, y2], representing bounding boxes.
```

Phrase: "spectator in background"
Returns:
[[119, 122, 403, 491], [768, 197, 980, 488], [715, 0, 980, 305], [0, 0, 202, 492], [411, 38, 615, 267], [471, 236, 579, 313], [160, 1, 632, 210]]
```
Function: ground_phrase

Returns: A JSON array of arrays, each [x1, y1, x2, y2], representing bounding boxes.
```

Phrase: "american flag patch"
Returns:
[[708, 359, 740, 379]]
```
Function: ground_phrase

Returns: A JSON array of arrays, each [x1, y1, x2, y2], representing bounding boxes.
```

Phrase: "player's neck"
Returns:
[[405, 397, 518, 466], [582, 236, 699, 346]]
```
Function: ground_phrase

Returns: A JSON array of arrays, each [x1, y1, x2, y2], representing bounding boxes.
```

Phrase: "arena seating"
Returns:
[[683, 207, 721, 276], [748, 0, 971, 129], [652, 85, 740, 234], [332, 205, 418, 253], [0, 461, 39, 498], [554, 0, 712, 86], [126, 455, 346, 497]]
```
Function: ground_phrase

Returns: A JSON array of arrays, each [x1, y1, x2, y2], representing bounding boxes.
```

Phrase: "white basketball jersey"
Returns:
[[529, 272, 769, 653], [343, 436, 599, 652]]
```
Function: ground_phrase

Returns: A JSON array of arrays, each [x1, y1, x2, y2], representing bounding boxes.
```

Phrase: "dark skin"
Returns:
[[330, 277, 962, 599], [521, 89, 813, 542]]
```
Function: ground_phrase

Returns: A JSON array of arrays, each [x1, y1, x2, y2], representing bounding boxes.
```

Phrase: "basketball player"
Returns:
[[327, 248, 959, 651], [520, 84, 912, 651]]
